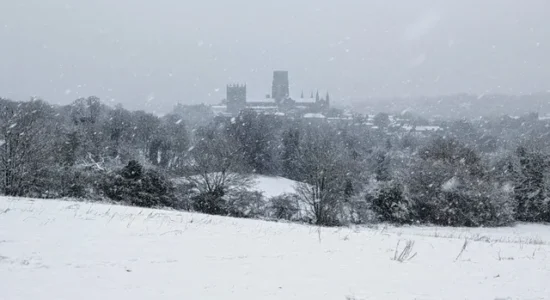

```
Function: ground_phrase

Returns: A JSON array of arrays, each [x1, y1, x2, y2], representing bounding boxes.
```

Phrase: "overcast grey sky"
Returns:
[[1, 0, 549, 113]]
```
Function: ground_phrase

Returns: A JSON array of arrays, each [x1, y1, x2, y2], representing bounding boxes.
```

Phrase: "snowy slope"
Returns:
[[248, 175, 301, 198], [1, 197, 549, 300], [173, 174, 302, 199]]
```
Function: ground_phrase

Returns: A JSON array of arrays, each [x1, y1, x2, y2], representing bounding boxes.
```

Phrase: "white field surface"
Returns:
[[175, 174, 303, 199], [248, 175, 301, 199], [1, 197, 549, 300]]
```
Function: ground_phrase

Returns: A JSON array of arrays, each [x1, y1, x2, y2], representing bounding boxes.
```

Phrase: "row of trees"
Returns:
[[1, 96, 550, 227]]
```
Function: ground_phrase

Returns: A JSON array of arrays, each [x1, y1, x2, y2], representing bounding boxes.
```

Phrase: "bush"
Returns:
[[190, 187, 228, 215], [101, 160, 178, 208], [226, 190, 265, 218], [26, 165, 105, 200], [407, 166, 516, 227], [267, 193, 302, 221], [367, 181, 411, 224]]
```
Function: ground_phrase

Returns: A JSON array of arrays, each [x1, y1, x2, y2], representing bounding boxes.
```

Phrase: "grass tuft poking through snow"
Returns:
[[392, 240, 417, 262]]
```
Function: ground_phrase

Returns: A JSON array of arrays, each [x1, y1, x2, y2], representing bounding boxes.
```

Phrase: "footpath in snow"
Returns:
[[1, 197, 549, 300]]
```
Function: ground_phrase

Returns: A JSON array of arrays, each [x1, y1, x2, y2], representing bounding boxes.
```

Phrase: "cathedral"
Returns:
[[225, 71, 330, 116]]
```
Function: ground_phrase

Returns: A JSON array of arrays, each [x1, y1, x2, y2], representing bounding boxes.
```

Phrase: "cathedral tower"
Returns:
[[272, 71, 289, 103]]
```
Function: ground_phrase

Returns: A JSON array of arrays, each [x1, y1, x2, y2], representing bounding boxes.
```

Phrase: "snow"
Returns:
[[247, 98, 276, 103], [441, 176, 459, 192], [249, 175, 300, 199], [404, 10, 441, 41], [248, 106, 278, 109], [303, 113, 326, 119], [211, 105, 229, 116], [176, 174, 301, 200], [416, 125, 441, 132], [1, 197, 550, 299], [295, 97, 316, 103], [409, 53, 427, 68]]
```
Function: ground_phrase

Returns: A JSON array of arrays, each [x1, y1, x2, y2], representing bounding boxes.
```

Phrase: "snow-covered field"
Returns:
[[248, 175, 301, 199], [1, 197, 549, 300], [175, 174, 303, 199]]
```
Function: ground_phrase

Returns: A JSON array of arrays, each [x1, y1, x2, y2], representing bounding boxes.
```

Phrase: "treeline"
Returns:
[[1, 96, 550, 227]]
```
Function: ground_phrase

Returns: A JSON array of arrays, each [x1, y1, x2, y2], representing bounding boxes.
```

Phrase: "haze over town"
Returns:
[[1, 0, 549, 113]]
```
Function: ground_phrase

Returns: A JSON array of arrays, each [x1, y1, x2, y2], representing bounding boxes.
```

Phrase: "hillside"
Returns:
[[248, 175, 302, 199], [1, 197, 549, 299]]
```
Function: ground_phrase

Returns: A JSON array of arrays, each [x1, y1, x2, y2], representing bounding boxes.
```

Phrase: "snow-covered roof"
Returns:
[[294, 97, 316, 103], [416, 126, 441, 132], [401, 125, 441, 132], [248, 98, 276, 103], [248, 106, 278, 110], [303, 113, 325, 119], [343, 112, 353, 117], [211, 105, 228, 115], [327, 117, 353, 121]]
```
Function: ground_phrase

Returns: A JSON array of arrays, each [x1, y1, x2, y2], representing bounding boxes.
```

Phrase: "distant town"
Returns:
[[171, 70, 550, 137]]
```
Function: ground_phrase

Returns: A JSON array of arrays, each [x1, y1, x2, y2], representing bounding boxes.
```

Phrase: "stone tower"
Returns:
[[226, 84, 246, 115], [272, 71, 289, 103]]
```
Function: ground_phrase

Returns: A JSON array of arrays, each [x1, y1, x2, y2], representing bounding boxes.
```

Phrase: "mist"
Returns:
[[1, 0, 548, 113]]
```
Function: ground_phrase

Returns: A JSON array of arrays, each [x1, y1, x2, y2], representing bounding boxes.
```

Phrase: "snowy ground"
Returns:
[[1, 197, 549, 300], [175, 174, 302, 199], [248, 175, 301, 199]]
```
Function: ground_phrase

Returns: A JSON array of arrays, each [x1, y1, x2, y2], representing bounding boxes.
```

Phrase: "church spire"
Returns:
[[315, 90, 320, 102]]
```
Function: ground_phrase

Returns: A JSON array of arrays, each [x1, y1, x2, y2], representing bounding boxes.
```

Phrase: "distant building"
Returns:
[[226, 84, 247, 115], [225, 71, 330, 116], [272, 70, 290, 102]]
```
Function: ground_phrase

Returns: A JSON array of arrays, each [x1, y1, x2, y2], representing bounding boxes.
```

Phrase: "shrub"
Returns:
[[267, 193, 302, 221], [101, 160, 178, 208], [367, 181, 411, 224], [190, 187, 228, 215], [226, 190, 265, 218]]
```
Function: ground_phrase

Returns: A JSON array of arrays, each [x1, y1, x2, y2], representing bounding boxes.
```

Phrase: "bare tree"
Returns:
[[0, 99, 57, 196], [186, 124, 251, 214], [294, 124, 348, 225]]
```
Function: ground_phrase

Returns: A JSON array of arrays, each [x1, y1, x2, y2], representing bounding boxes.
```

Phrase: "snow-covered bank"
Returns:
[[174, 174, 303, 199], [1, 197, 549, 299], [248, 175, 301, 198]]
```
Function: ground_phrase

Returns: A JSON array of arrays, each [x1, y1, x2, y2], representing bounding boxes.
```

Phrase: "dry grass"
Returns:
[[405, 230, 547, 246], [392, 240, 417, 262], [454, 239, 469, 262]]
